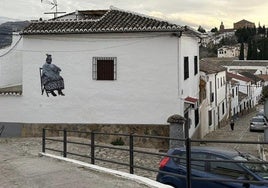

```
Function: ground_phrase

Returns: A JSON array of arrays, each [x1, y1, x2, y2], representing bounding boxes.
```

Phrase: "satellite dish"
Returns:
[[41, 0, 66, 18]]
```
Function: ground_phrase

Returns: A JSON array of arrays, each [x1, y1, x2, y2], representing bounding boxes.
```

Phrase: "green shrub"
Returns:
[[111, 137, 125, 146]]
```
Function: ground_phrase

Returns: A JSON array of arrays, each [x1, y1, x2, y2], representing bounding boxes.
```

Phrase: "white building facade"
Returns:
[[217, 45, 240, 58], [199, 59, 228, 136], [0, 8, 200, 137]]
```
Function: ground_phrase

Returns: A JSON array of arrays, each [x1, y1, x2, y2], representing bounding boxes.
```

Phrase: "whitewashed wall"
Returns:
[[0, 32, 186, 124], [229, 85, 239, 116], [199, 72, 209, 138], [251, 82, 262, 106], [207, 73, 217, 131], [178, 34, 200, 137], [0, 34, 22, 87], [216, 71, 228, 121]]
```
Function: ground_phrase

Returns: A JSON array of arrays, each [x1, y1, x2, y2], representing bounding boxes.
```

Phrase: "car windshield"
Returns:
[[251, 118, 265, 122], [234, 154, 268, 179]]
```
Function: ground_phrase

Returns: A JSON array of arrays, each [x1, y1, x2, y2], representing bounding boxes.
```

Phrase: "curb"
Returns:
[[39, 152, 172, 188]]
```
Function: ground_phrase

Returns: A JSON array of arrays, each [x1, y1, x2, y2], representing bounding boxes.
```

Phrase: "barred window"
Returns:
[[92, 57, 117, 80]]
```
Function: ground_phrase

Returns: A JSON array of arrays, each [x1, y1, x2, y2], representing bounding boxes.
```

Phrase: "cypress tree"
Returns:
[[239, 43, 244, 60], [252, 40, 258, 59], [247, 40, 252, 60], [262, 38, 268, 60]]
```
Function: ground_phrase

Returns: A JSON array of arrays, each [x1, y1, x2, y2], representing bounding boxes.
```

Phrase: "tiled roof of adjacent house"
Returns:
[[199, 59, 227, 74], [226, 72, 253, 82], [22, 7, 191, 35], [239, 72, 264, 83], [204, 58, 268, 67], [257, 74, 268, 81], [0, 85, 22, 96]]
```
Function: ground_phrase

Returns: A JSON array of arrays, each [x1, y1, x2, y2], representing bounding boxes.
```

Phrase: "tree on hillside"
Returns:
[[235, 27, 256, 43], [219, 36, 237, 46], [198, 25, 206, 33], [239, 43, 244, 60], [247, 40, 252, 60], [251, 40, 258, 59], [211, 27, 218, 33], [258, 38, 268, 60]]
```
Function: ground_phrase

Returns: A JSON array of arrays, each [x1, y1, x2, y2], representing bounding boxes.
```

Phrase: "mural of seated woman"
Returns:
[[41, 54, 65, 96]]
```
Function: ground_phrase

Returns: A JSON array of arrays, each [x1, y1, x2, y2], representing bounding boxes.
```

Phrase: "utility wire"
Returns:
[[0, 36, 22, 58], [15, 35, 159, 53]]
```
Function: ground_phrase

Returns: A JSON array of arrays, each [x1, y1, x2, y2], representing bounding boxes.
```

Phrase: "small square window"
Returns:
[[92, 57, 117, 80]]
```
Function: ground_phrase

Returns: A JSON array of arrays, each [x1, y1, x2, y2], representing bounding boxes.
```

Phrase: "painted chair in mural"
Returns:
[[39, 67, 65, 97], [39, 67, 50, 97]]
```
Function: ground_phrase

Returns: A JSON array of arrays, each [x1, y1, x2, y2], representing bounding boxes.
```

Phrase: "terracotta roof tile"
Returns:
[[22, 7, 185, 35], [239, 72, 264, 83], [200, 59, 227, 74], [227, 72, 253, 82]]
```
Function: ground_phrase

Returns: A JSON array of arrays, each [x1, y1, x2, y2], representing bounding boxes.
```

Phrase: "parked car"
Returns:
[[250, 116, 268, 132], [256, 111, 268, 121], [156, 147, 268, 188]]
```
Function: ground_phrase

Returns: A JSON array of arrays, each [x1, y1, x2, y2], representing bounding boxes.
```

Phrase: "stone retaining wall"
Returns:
[[22, 123, 169, 149]]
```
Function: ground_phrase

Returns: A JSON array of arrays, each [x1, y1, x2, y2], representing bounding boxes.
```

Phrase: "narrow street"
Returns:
[[203, 106, 265, 156]]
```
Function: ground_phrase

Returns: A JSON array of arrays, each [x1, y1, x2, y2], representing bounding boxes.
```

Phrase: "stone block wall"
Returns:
[[22, 123, 169, 149]]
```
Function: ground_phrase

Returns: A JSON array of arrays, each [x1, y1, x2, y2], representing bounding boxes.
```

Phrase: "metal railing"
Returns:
[[42, 128, 268, 188]]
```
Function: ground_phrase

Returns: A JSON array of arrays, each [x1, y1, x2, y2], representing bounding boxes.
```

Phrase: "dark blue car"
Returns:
[[156, 147, 268, 188]]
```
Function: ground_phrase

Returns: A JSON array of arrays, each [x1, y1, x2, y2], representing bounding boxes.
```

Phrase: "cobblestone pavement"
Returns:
[[202, 106, 265, 156], [0, 138, 152, 188], [0, 137, 165, 182], [0, 106, 266, 184]]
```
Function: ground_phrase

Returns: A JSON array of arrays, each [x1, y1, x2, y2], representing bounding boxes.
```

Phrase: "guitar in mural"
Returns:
[[40, 54, 65, 97]]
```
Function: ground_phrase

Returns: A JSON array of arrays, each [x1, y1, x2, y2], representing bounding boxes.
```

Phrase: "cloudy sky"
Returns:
[[1, 0, 268, 30]]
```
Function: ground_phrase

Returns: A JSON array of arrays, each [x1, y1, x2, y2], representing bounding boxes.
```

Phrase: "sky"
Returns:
[[0, 0, 268, 31]]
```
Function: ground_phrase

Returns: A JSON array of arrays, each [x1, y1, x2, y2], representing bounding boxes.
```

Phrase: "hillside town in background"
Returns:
[[0, 8, 268, 141]]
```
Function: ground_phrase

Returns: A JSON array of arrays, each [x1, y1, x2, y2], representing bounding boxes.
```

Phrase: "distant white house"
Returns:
[[227, 79, 239, 117], [217, 45, 240, 58], [239, 72, 264, 106], [199, 59, 228, 136], [227, 72, 254, 112], [0, 7, 201, 137]]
